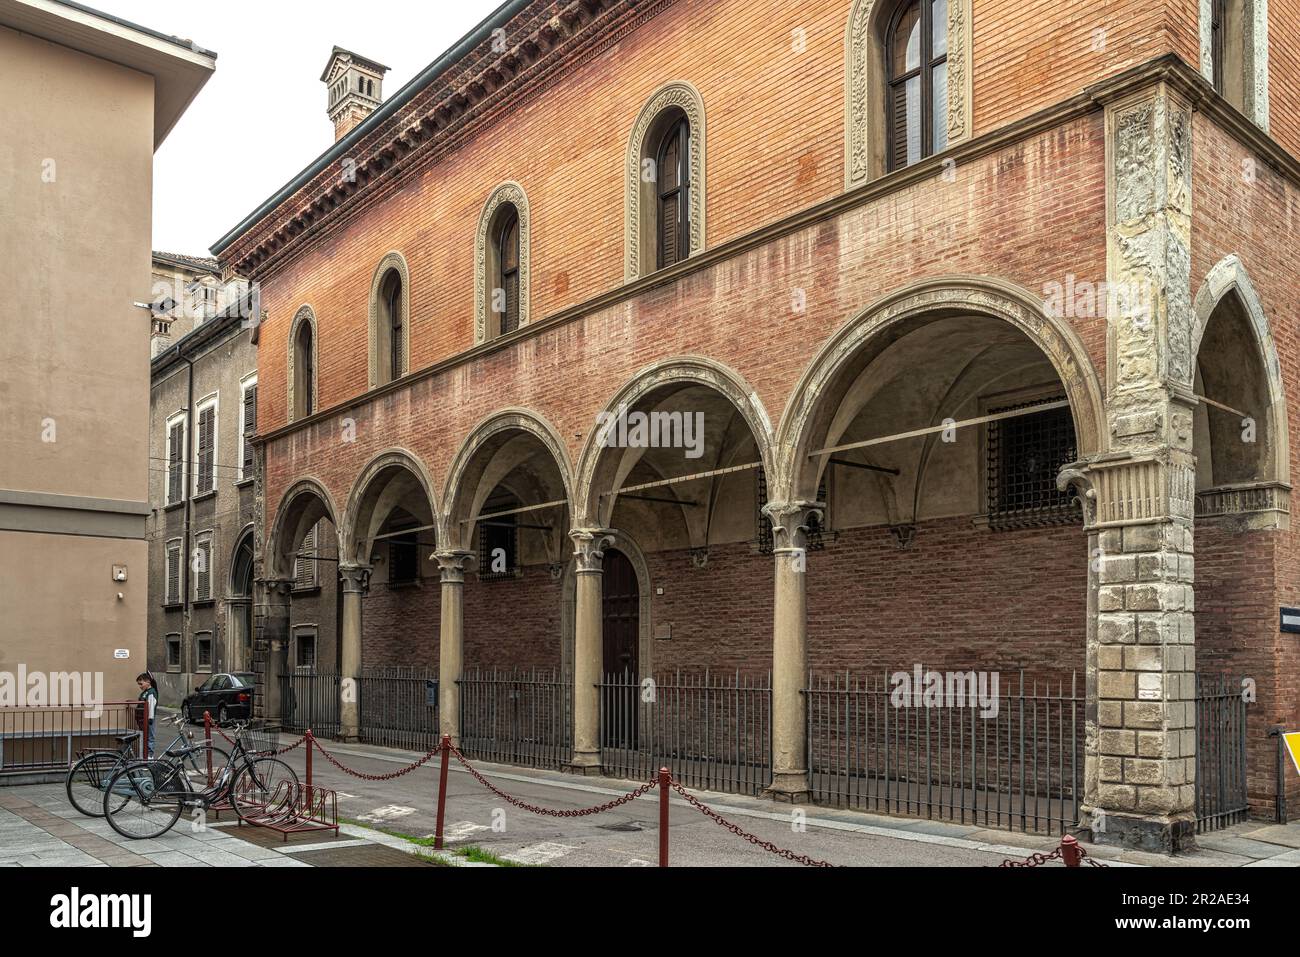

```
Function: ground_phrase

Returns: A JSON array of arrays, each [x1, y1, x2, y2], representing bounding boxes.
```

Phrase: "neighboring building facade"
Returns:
[[149, 251, 244, 359], [147, 284, 337, 708], [0, 1, 214, 712], [213, 0, 1300, 851]]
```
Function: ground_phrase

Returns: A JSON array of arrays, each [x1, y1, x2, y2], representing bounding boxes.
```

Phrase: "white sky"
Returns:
[[101, 0, 504, 256]]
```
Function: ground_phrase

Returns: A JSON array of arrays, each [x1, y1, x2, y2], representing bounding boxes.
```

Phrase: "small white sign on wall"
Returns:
[[114, 649, 130, 660]]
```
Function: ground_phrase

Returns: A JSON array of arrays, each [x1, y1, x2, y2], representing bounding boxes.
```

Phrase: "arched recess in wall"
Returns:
[[287, 306, 319, 422], [368, 252, 411, 389], [775, 277, 1107, 516], [341, 449, 441, 567], [1191, 256, 1290, 528], [475, 182, 532, 345], [573, 357, 777, 536], [1199, 0, 1269, 129], [845, 0, 973, 188], [624, 81, 707, 281], [267, 478, 339, 582]]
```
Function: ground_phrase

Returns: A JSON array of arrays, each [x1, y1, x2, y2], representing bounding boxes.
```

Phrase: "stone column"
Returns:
[[436, 551, 474, 747], [253, 578, 292, 721], [568, 529, 614, 774], [763, 502, 821, 802], [1082, 79, 1198, 852], [338, 564, 372, 743]]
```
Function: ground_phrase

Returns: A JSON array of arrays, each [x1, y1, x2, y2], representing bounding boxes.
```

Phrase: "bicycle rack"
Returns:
[[237, 779, 340, 841]]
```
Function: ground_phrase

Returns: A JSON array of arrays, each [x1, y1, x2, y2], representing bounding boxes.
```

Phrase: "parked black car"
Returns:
[[183, 673, 257, 726]]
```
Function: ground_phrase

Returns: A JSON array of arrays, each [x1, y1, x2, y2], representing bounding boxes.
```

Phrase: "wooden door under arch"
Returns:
[[602, 548, 639, 747]]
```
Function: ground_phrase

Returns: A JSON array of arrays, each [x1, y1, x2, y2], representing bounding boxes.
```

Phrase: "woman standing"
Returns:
[[136, 672, 158, 758]]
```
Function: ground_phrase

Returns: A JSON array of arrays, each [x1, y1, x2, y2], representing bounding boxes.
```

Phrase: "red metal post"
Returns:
[[659, 767, 671, 867], [435, 734, 451, 850], [305, 729, 314, 809], [1061, 835, 1081, 867], [204, 710, 214, 784]]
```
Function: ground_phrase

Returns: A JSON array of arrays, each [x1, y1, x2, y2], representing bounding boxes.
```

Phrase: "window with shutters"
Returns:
[[165, 413, 186, 506], [295, 522, 319, 590], [165, 540, 182, 606], [625, 83, 706, 281], [289, 308, 317, 421], [239, 376, 257, 482], [194, 396, 217, 496], [369, 254, 410, 387], [886, 0, 947, 172], [655, 115, 691, 269], [488, 204, 522, 338], [194, 534, 213, 602], [475, 184, 531, 344]]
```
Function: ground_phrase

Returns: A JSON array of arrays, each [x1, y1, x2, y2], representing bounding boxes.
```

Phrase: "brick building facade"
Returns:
[[212, 0, 1300, 852]]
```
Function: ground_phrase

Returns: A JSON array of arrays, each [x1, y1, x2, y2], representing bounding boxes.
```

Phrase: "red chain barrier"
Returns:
[[999, 836, 1108, 868], [446, 741, 657, 817], [311, 736, 443, 781], [203, 711, 307, 756], [667, 779, 835, 867]]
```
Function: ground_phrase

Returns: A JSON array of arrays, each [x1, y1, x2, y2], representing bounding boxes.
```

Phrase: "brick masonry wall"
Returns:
[[1193, 109, 1300, 811], [464, 564, 564, 673]]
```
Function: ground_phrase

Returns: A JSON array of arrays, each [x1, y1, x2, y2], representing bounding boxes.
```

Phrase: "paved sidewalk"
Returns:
[[0, 785, 452, 868], [266, 731, 1300, 867]]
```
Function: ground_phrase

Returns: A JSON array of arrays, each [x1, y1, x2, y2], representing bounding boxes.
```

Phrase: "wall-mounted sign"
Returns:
[[425, 680, 438, 709], [1285, 732, 1300, 777], [1281, 608, 1300, 634], [114, 649, 130, 660]]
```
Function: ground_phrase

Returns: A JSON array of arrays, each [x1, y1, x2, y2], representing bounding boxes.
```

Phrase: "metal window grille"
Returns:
[[196, 635, 212, 669], [478, 511, 519, 581], [986, 398, 1078, 528]]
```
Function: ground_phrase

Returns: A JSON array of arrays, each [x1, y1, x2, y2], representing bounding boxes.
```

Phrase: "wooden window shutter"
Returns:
[[889, 84, 910, 171], [166, 545, 180, 604], [197, 406, 215, 494], [196, 540, 212, 601], [296, 524, 317, 589], [167, 422, 184, 504], [242, 385, 257, 475]]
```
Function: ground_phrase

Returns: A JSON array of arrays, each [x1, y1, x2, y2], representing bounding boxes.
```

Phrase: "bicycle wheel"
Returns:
[[180, 746, 231, 790], [230, 757, 299, 822], [65, 751, 124, 818], [102, 761, 189, 840]]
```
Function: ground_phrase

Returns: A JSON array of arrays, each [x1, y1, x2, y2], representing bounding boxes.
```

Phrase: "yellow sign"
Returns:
[[1286, 732, 1300, 777]]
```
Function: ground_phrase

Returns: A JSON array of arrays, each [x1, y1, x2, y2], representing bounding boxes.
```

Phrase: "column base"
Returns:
[[1081, 806, 1197, 855], [564, 751, 603, 777], [763, 771, 811, 804]]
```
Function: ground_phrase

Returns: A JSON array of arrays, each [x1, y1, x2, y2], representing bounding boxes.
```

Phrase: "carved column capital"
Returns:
[[435, 551, 475, 585], [256, 577, 294, 602], [570, 529, 616, 574], [762, 501, 824, 553], [338, 564, 373, 596]]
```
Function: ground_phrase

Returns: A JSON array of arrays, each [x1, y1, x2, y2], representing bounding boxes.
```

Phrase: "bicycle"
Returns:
[[101, 721, 299, 840], [65, 713, 231, 818]]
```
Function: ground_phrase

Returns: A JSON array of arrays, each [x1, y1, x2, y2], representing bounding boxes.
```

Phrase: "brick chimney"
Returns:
[[322, 47, 390, 141]]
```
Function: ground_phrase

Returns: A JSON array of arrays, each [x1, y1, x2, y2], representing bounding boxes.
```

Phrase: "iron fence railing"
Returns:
[[1195, 673, 1250, 832], [358, 667, 440, 752], [279, 669, 439, 752], [458, 668, 571, 769], [599, 670, 772, 796], [0, 702, 145, 774], [807, 671, 1084, 835]]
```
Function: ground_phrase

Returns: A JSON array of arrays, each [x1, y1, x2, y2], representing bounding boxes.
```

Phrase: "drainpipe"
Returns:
[[169, 345, 196, 675]]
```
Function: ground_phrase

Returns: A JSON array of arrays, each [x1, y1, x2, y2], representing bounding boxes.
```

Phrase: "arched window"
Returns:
[[845, 0, 970, 187], [475, 182, 531, 344], [654, 115, 691, 270], [495, 205, 521, 335], [886, 0, 947, 171], [382, 270, 403, 380], [287, 306, 318, 422], [368, 253, 410, 387], [296, 320, 315, 418], [625, 83, 706, 281]]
